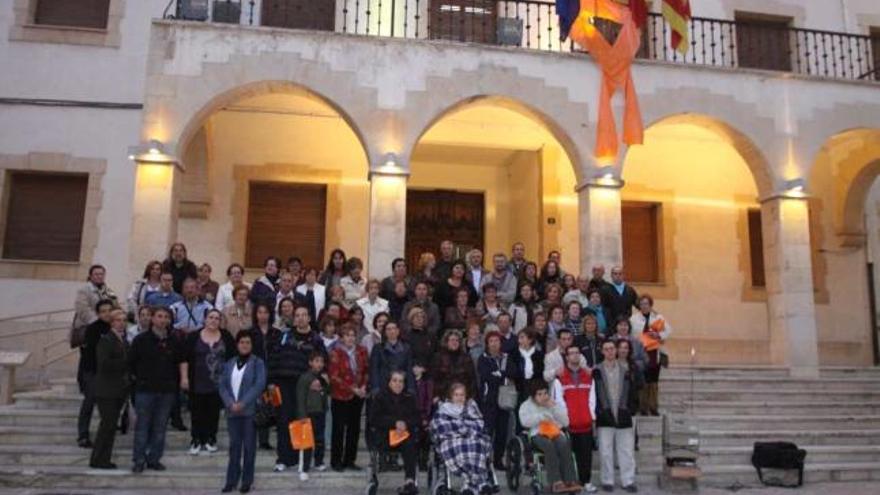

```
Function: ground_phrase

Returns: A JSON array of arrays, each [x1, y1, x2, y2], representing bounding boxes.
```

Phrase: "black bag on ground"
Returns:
[[253, 396, 277, 429], [751, 441, 806, 487]]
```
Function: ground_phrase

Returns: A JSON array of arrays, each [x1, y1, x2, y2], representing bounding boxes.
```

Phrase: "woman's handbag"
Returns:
[[659, 350, 670, 368], [289, 418, 315, 451], [497, 380, 518, 411], [254, 396, 277, 428]]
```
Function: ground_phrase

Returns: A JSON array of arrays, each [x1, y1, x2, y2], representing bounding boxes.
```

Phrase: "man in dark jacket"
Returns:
[[266, 305, 324, 471], [90, 308, 129, 469], [162, 242, 198, 294], [77, 299, 114, 448], [602, 266, 638, 322], [369, 370, 420, 495], [128, 306, 178, 473], [591, 340, 637, 492]]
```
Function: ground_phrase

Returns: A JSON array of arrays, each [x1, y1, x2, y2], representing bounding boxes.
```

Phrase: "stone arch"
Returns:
[[810, 128, 880, 246], [624, 112, 776, 199], [169, 80, 371, 171]]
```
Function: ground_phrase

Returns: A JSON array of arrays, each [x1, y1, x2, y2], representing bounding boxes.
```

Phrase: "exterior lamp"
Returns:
[[128, 139, 179, 165], [588, 165, 624, 188], [782, 178, 807, 199], [371, 152, 409, 179]]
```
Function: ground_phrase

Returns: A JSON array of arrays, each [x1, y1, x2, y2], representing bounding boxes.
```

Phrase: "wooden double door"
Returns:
[[406, 189, 484, 271]]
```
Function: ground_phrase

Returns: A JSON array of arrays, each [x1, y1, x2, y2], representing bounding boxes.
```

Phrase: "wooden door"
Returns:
[[406, 189, 484, 270], [621, 201, 660, 284], [261, 0, 335, 31], [735, 14, 793, 71], [245, 182, 326, 270], [430, 0, 497, 44]]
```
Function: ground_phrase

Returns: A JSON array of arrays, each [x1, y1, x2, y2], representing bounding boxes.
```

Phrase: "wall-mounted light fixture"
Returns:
[[584, 165, 624, 189], [127, 139, 179, 165], [781, 178, 807, 199], [370, 152, 409, 180]]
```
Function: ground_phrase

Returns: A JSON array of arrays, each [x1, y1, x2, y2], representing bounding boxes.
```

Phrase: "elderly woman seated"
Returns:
[[518, 380, 582, 493], [430, 382, 495, 495]]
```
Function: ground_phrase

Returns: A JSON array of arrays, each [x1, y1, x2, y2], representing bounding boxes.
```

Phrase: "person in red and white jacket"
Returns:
[[328, 323, 369, 471], [552, 345, 598, 493]]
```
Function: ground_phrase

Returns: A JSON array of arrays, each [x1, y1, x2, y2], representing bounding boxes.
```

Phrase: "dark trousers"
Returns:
[[570, 431, 594, 484], [331, 398, 363, 468], [275, 378, 300, 466], [258, 425, 271, 446], [301, 412, 326, 471], [190, 391, 222, 445], [90, 397, 124, 466], [133, 391, 175, 465], [225, 416, 257, 488], [170, 389, 185, 426], [488, 410, 510, 466], [381, 435, 418, 480], [77, 372, 96, 440]]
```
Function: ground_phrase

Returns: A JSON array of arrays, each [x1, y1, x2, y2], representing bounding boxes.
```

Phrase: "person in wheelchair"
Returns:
[[518, 380, 582, 493], [369, 370, 420, 495], [430, 382, 496, 495]]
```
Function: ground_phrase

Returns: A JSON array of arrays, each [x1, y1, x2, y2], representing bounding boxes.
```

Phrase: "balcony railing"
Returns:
[[163, 0, 880, 82]]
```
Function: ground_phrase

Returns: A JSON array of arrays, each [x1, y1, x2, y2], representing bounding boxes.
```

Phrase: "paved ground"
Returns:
[[1, 481, 880, 495]]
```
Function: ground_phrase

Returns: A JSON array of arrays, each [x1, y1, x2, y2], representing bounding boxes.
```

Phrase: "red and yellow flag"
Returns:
[[662, 0, 691, 54]]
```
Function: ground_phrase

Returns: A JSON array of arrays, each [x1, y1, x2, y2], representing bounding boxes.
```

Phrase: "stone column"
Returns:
[[128, 162, 180, 278], [367, 172, 408, 279], [577, 182, 623, 276], [762, 196, 820, 377]]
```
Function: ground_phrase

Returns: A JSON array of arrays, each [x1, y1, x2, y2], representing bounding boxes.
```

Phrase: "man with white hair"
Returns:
[[465, 249, 489, 297]]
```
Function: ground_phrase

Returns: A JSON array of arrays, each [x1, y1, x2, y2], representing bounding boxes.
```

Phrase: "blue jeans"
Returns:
[[226, 416, 257, 488], [133, 391, 175, 465]]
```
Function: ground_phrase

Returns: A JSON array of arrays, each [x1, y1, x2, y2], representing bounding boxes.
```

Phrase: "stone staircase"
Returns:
[[0, 366, 877, 491]]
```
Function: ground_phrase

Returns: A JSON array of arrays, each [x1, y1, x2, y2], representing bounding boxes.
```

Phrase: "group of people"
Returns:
[[72, 240, 672, 494]]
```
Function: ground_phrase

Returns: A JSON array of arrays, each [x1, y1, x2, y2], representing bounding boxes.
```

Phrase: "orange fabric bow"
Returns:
[[569, 0, 645, 160]]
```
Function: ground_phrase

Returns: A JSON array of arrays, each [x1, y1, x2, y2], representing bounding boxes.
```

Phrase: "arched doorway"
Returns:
[[620, 114, 774, 365], [175, 83, 370, 275], [407, 96, 580, 273]]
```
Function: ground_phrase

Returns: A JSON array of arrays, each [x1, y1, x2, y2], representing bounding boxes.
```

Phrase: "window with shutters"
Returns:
[[430, 0, 497, 44], [245, 182, 327, 270], [747, 208, 766, 287], [33, 0, 111, 29], [734, 12, 793, 72], [2, 172, 89, 262], [621, 201, 661, 284], [261, 0, 335, 31]]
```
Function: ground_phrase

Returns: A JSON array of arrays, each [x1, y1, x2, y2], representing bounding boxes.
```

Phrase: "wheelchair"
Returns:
[[364, 424, 419, 495], [504, 432, 580, 495], [427, 442, 500, 495]]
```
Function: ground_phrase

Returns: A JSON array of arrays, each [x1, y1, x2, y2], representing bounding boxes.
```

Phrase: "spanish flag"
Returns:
[[662, 0, 692, 54]]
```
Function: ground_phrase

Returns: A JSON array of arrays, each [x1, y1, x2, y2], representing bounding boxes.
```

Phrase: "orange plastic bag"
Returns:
[[263, 387, 282, 407], [538, 420, 562, 439], [640, 319, 665, 352], [289, 418, 315, 451], [389, 429, 410, 448]]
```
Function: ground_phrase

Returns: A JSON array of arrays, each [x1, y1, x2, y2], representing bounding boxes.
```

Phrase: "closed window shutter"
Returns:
[[245, 182, 326, 270], [34, 0, 111, 29], [3, 172, 89, 262], [735, 13, 793, 72], [430, 0, 497, 43], [621, 202, 660, 283], [747, 209, 766, 287], [261, 0, 335, 30]]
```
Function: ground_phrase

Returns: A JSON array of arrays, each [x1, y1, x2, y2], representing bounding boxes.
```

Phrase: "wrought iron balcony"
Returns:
[[163, 0, 880, 82]]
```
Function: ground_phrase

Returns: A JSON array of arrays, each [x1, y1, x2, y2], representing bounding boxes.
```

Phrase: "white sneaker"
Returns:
[[273, 463, 287, 472], [583, 483, 599, 493], [299, 472, 309, 481], [313, 463, 327, 472], [204, 443, 218, 453], [188, 443, 201, 455]]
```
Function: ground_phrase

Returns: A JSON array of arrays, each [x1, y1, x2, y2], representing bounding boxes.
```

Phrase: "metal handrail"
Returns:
[[0, 325, 70, 340], [0, 308, 73, 324]]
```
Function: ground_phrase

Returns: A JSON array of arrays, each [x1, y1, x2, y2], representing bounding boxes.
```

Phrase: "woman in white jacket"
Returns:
[[215, 263, 251, 310], [518, 380, 582, 493], [628, 294, 672, 416]]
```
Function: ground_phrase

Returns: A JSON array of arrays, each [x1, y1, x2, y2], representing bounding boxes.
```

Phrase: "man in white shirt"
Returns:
[[274, 271, 296, 314], [356, 279, 388, 336], [543, 328, 587, 383], [466, 249, 489, 297]]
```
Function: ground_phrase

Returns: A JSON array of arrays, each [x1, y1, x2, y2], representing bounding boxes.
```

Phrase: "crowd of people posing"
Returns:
[[71, 240, 672, 494]]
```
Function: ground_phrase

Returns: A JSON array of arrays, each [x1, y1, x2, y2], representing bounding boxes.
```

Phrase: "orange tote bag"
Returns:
[[289, 418, 315, 451]]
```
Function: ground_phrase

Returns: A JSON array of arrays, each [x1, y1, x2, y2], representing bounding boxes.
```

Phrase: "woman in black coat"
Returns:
[[90, 309, 130, 469], [368, 321, 414, 395], [369, 370, 420, 495], [507, 328, 545, 400], [476, 330, 513, 470], [178, 309, 236, 454], [431, 329, 477, 400]]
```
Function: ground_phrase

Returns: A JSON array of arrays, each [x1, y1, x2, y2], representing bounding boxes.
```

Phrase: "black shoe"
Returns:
[[623, 485, 638, 493], [344, 463, 362, 471], [259, 442, 274, 450], [147, 462, 167, 471], [398, 481, 418, 495], [222, 486, 236, 493], [239, 486, 251, 494], [170, 420, 188, 432], [89, 462, 117, 470], [601, 485, 614, 492], [132, 463, 145, 473], [77, 438, 93, 448]]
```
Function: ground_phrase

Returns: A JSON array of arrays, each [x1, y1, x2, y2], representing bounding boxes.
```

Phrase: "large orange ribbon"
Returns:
[[569, 0, 644, 160]]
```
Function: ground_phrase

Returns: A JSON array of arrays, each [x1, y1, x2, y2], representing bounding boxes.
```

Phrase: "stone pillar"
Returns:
[[367, 172, 407, 279], [577, 182, 623, 276], [128, 162, 180, 278], [762, 196, 820, 377]]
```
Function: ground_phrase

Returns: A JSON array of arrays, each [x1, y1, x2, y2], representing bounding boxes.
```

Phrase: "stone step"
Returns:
[[699, 429, 880, 448], [699, 445, 880, 466], [692, 414, 880, 431], [660, 388, 880, 403], [699, 461, 880, 486], [660, 376, 880, 392], [672, 400, 880, 416]]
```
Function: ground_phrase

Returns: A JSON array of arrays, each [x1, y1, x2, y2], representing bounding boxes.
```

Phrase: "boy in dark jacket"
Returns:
[[295, 352, 330, 479]]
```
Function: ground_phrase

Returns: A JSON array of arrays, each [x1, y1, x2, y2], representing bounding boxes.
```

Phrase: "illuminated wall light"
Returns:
[[782, 178, 808, 199], [127, 139, 179, 166], [589, 165, 624, 188]]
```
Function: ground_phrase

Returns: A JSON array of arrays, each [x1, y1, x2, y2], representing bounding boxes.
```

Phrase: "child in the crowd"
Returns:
[[295, 352, 330, 480], [413, 361, 434, 471]]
